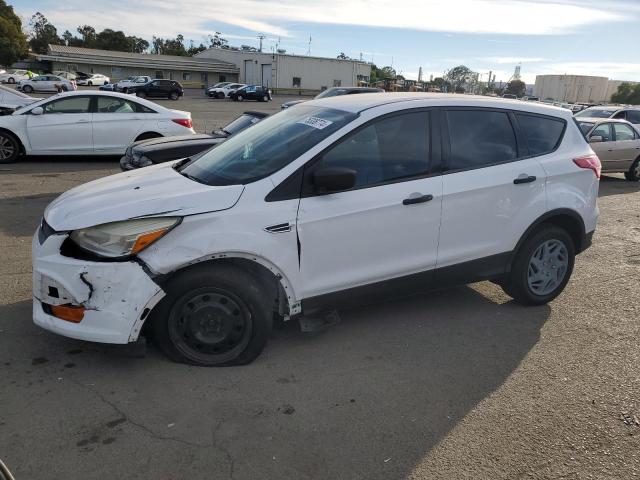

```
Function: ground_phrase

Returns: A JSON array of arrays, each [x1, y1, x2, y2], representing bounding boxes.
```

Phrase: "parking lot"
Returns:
[[1, 91, 640, 479]]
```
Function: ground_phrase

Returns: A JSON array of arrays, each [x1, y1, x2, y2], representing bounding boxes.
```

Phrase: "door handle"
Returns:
[[513, 175, 536, 184], [402, 194, 433, 205]]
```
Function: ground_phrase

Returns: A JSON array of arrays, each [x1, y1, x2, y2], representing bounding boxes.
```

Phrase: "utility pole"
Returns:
[[307, 36, 312, 56], [257, 34, 266, 52]]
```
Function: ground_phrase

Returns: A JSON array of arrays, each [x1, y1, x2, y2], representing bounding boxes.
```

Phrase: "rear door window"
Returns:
[[445, 110, 517, 170], [626, 110, 640, 124], [515, 113, 565, 156], [613, 123, 637, 141]]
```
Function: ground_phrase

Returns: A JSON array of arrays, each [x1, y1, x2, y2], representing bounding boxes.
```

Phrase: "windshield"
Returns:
[[179, 105, 357, 186], [575, 109, 614, 118], [222, 113, 264, 135], [576, 121, 595, 135]]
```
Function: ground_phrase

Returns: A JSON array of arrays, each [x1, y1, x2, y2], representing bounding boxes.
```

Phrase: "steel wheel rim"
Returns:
[[634, 161, 640, 177], [527, 239, 569, 296], [168, 288, 252, 364], [0, 136, 15, 160]]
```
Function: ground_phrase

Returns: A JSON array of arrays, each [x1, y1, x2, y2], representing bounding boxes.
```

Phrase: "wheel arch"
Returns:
[[510, 209, 587, 271], [134, 132, 163, 142]]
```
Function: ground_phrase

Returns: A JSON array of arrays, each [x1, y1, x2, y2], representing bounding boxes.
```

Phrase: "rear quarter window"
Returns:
[[515, 113, 566, 156]]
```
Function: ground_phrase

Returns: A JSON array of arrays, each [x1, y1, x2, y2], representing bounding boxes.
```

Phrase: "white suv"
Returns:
[[32, 94, 600, 366], [208, 83, 245, 99]]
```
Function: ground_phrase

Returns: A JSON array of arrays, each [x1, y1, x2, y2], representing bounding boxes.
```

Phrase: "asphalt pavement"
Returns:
[[0, 91, 639, 479]]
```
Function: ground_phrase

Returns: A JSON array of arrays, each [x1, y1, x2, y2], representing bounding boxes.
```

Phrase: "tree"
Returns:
[[380, 66, 396, 80], [0, 0, 28, 66], [611, 82, 640, 105], [444, 65, 475, 93], [208, 32, 228, 49], [337, 52, 351, 60], [77, 25, 96, 47], [430, 77, 451, 92], [28, 12, 60, 54], [151, 34, 187, 56], [127, 36, 149, 54], [505, 79, 526, 97]]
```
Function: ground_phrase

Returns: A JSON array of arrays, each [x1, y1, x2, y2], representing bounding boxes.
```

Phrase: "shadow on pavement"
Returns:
[[1, 284, 549, 480], [0, 192, 61, 237], [598, 174, 640, 197]]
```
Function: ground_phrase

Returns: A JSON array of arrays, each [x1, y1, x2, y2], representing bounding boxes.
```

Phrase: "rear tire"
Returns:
[[151, 264, 273, 366], [502, 225, 575, 305], [624, 157, 640, 181], [0, 131, 20, 164], [88, 81, 93, 86], [7, 78, 15, 84]]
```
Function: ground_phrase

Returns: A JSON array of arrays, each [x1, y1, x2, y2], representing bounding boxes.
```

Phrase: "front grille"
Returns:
[[38, 218, 56, 245]]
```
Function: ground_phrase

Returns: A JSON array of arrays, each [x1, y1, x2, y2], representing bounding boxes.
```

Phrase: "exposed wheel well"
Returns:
[[135, 132, 163, 142], [0, 128, 25, 155]]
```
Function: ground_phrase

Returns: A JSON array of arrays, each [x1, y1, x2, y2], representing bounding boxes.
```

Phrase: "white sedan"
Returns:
[[77, 74, 110, 86], [0, 85, 37, 114], [17, 75, 76, 93], [0, 69, 30, 84], [0, 91, 195, 163]]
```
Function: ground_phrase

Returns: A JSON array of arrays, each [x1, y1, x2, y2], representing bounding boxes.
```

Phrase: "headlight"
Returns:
[[134, 154, 154, 168], [70, 217, 180, 258]]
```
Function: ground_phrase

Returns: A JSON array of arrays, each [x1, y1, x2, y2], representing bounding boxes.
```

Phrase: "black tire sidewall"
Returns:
[[23, 86, 33, 93], [151, 264, 272, 366], [626, 158, 640, 181], [0, 132, 19, 164], [505, 225, 575, 305]]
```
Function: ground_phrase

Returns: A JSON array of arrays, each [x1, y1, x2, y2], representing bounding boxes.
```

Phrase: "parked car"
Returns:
[[74, 71, 90, 81], [127, 80, 184, 100], [229, 85, 272, 102], [32, 94, 599, 366], [17, 75, 76, 93], [280, 86, 385, 109], [0, 85, 37, 115], [0, 69, 30, 84], [52, 71, 77, 80], [76, 74, 110, 86], [501, 94, 517, 99], [575, 118, 640, 181], [575, 106, 640, 125], [120, 111, 269, 170], [0, 91, 194, 163], [522, 96, 540, 102], [116, 76, 152, 93], [99, 83, 117, 91], [208, 83, 245, 99], [205, 82, 232, 96]]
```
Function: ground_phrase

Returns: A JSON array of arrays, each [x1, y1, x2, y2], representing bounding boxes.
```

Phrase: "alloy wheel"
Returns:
[[527, 239, 569, 296], [0, 135, 16, 161]]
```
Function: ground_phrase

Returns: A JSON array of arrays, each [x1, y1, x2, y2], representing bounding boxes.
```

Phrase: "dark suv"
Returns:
[[229, 85, 272, 102], [128, 80, 184, 100]]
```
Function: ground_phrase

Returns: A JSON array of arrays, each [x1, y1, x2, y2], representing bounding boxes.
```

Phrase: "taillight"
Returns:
[[573, 155, 601, 179], [172, 118, 192, 129]]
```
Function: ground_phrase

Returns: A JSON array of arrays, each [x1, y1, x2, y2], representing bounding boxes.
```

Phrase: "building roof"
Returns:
[[195, 46, 370, 65], [36, 45, 239, 74]]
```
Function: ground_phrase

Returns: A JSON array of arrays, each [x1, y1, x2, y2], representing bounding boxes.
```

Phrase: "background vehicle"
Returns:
[[229, 85, 272, 102], [0, 69, 29, 84], [76, 74, 110, 86], [99, 83, 117, 91], [74, 71, 90, 82], [502, 93, 517, 99], [0, 91, 194, 163], [280, 86, 385, 109], [17, 75, 76, 93], [32, 94, 598, 367], [120, 111, 268, 170], [208, 83, 245, 99], [576, 118, 640, 180], [205, 82, 231, 96], [128, 80, 184, 100], [0, 85, 37, 115], [52, 71, 77, 80], [575, 106, 640, 125], [116, 76, 152, 93], [522, 96, 540, 102]]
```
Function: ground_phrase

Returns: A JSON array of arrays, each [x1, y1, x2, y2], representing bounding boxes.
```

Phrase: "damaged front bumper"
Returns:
[[32, 231, 165, 344]]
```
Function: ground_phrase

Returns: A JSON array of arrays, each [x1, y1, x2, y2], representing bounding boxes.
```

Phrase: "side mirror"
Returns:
[[313, 167, 357, 194], [589, 135, 603, 143], [31, 106, 43, 115]]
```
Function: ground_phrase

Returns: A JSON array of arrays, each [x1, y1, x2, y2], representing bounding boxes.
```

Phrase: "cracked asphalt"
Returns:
[[1, 92, 640, 479]]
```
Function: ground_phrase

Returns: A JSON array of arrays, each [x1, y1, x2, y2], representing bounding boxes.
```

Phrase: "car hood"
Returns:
[[44, 162, 244, 231]]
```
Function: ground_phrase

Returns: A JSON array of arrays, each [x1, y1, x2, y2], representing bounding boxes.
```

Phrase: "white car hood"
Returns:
[[44, 162, 244, 231]]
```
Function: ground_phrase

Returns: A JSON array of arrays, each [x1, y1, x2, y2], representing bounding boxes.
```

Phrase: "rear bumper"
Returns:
[[579, 230, 595, 254]]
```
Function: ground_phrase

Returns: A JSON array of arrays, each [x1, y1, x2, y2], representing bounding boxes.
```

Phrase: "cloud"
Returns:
[[482, 57, 547, 65], [17, 0, 634, 44]]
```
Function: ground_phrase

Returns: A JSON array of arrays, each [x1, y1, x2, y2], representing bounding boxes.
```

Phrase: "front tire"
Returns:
[[169, 91, 179, 100], [0, 131, 20, 164], [136, 91, 145, 98], [151, 264, 273, 366], [624, 157, 640, 181], [237, 95, 244, 102], [216, 92, 225, 99], [88, 81, 93, 86], [502, 225, 575, 305], [22, 85, 33, 94], [7, 78, 15, 84], [262, 94, 269, 102]]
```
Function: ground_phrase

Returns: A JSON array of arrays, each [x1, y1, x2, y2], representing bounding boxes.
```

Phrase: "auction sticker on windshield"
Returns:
[[297, 117, 334, 130]]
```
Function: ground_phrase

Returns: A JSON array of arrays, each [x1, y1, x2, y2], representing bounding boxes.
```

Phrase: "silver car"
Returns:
[[576, 118, 640, 180]]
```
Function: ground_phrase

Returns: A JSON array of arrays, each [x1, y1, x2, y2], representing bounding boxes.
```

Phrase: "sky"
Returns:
[[14, 0, 640, 84]]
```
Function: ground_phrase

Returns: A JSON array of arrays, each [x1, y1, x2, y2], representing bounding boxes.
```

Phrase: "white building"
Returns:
[[195, 48, 372, 93], [534, 74, 638, 103]]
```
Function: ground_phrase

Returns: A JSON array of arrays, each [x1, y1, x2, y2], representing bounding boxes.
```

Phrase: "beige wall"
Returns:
[[534, 75, 609, 103]]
